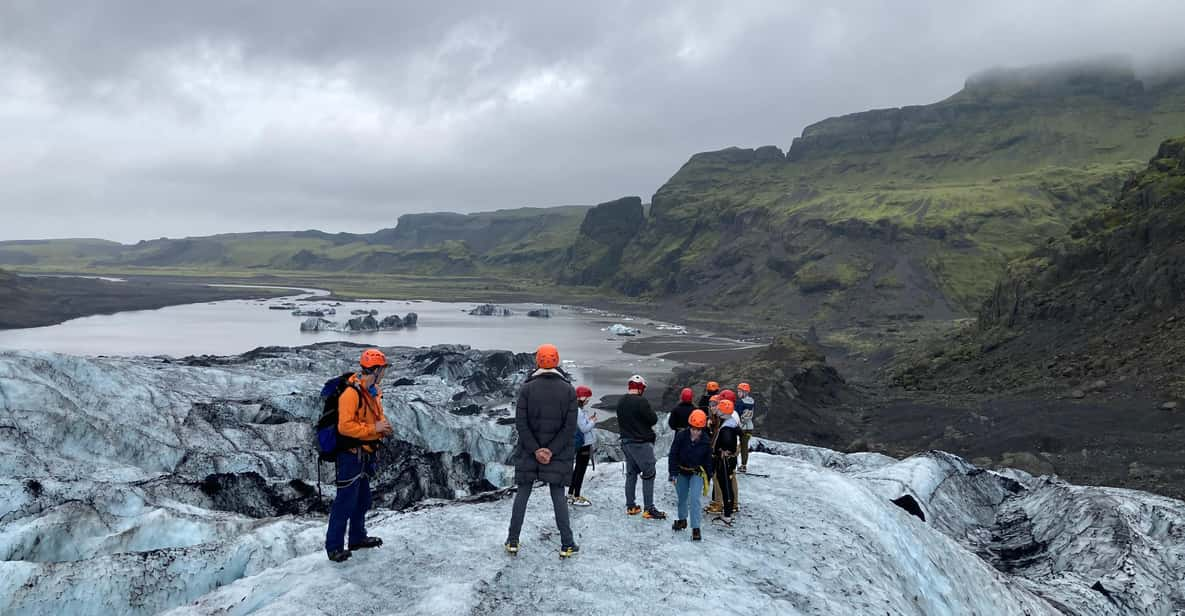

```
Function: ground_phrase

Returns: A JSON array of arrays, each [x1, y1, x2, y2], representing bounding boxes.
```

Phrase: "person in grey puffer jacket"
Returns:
[[505, 344, 579, 557]]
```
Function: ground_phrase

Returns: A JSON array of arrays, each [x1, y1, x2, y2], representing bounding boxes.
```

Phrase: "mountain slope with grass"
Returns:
[[892, 135, 1185, 399], [563, 61, 1185, 345]]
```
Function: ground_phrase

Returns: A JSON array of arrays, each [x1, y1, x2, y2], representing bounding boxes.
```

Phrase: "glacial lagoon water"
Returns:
[[0, 288, 690, 398]]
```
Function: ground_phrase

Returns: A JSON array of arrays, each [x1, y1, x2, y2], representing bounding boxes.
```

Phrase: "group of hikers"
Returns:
[[321, 344, 757, 561]]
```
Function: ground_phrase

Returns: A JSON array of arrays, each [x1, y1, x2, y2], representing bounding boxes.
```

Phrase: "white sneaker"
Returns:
[[572, 496, 592, 507]]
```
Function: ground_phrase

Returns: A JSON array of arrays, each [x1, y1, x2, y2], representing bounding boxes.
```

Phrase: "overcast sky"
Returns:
[[1, 1, 1184, 243]]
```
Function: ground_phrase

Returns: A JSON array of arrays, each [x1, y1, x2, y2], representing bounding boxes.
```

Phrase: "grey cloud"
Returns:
[[2, 1, 1185, 242]]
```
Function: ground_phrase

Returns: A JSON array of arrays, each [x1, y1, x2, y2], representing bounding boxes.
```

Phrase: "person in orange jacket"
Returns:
[[326, 348, 393, 562]]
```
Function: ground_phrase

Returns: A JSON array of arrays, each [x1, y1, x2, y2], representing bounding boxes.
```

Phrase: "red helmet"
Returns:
[[721, 389, 737, 402], [689, 409, 707, 428], [360, 348, 387, 369], [576, 385, 593, 398], [680, 388, 693, 403]]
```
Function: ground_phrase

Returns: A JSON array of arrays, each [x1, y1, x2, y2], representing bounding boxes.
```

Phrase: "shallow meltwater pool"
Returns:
[[0, 291, 710, 399]]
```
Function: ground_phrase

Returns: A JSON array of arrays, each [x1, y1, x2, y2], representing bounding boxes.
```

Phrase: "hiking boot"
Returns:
[[643, 506, 667, 520], [692, 528, 702, 541], [504, 539, 520, 554], [738, 465, 748, 474], [559, 544, 580, 558], [672, 519, 687, 531], [327, 549, 352, 562], [566, 494, 575, 505], [348, 536, 383, 550], [571, 496, 592, 507], [713, 515, 733, 527], [704, 502, 723, 514], [626, 505, 643, 516]]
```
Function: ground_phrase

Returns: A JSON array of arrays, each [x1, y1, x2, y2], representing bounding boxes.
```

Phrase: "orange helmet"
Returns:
[[717, 399, 735, 415], [689, 409, 707, 428], [360, 348, 387, 369], [709, 394, 720, 403], [706, 381, 720, 393], [536, 344, 560, 370], [738, 382, 751, 393]]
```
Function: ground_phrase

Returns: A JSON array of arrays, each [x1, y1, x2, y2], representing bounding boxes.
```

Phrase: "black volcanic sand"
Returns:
[[829, 387, 1185, 500], [621, 335, 765, 364], [0, 275, 290, 330]]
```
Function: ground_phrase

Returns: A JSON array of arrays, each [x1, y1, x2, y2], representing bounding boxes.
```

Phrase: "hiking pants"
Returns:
[[507, 481, 574, 547], [676, 473, 705, 529], [569, 445, 592, 497], [740, 431, 753, 466], [622, 441, 657, 509], [709, 464, 740, 508], [714, 455, 736, 516], [326, 450, 377, 553]]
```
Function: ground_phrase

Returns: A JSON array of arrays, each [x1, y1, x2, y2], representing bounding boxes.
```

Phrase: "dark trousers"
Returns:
[[714, 455, 736, 516], [569, 445, 592, 497], [325, 450, 376, 553], [507, 481, 574, 547]]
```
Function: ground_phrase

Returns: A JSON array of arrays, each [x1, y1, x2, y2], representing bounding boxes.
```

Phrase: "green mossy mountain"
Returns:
[[0, 207, 588, 278], [892, 135, 1185, 398], [562, 62, 1185, 341]]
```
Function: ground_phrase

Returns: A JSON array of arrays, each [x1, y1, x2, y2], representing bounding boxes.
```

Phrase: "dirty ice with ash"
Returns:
[[1, 344, 1183, 615]]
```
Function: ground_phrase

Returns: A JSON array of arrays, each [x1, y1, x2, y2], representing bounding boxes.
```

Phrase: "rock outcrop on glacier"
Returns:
[[468, 303, 512, 316], [298, 313, 418, 333], [3, 346, 1185, 615], [0, 344, 530, 615]]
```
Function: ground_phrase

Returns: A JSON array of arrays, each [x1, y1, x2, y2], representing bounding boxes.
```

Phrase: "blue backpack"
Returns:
[[315, 373, 364, 461]]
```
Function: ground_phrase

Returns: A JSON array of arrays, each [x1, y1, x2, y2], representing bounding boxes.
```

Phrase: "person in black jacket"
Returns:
[[505, 344, 579, 557], [667, 388, 696, 431], [697, 381, 721, 412], [668, 409, 713, 540], [712, 398, 741, 524], [616, 374, 666, 520]]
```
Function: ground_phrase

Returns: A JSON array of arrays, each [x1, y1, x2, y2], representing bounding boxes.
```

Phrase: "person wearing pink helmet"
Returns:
[[567, 385, 598, 507]]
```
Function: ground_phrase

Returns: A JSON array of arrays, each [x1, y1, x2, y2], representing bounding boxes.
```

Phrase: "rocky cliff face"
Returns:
[[372, 206, 587, 255], [557, 196, 644, 285]]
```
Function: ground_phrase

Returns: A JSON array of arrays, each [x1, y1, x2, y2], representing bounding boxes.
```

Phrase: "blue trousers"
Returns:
[[325, 450, 376, 553], [675, 474, 704, 529]]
